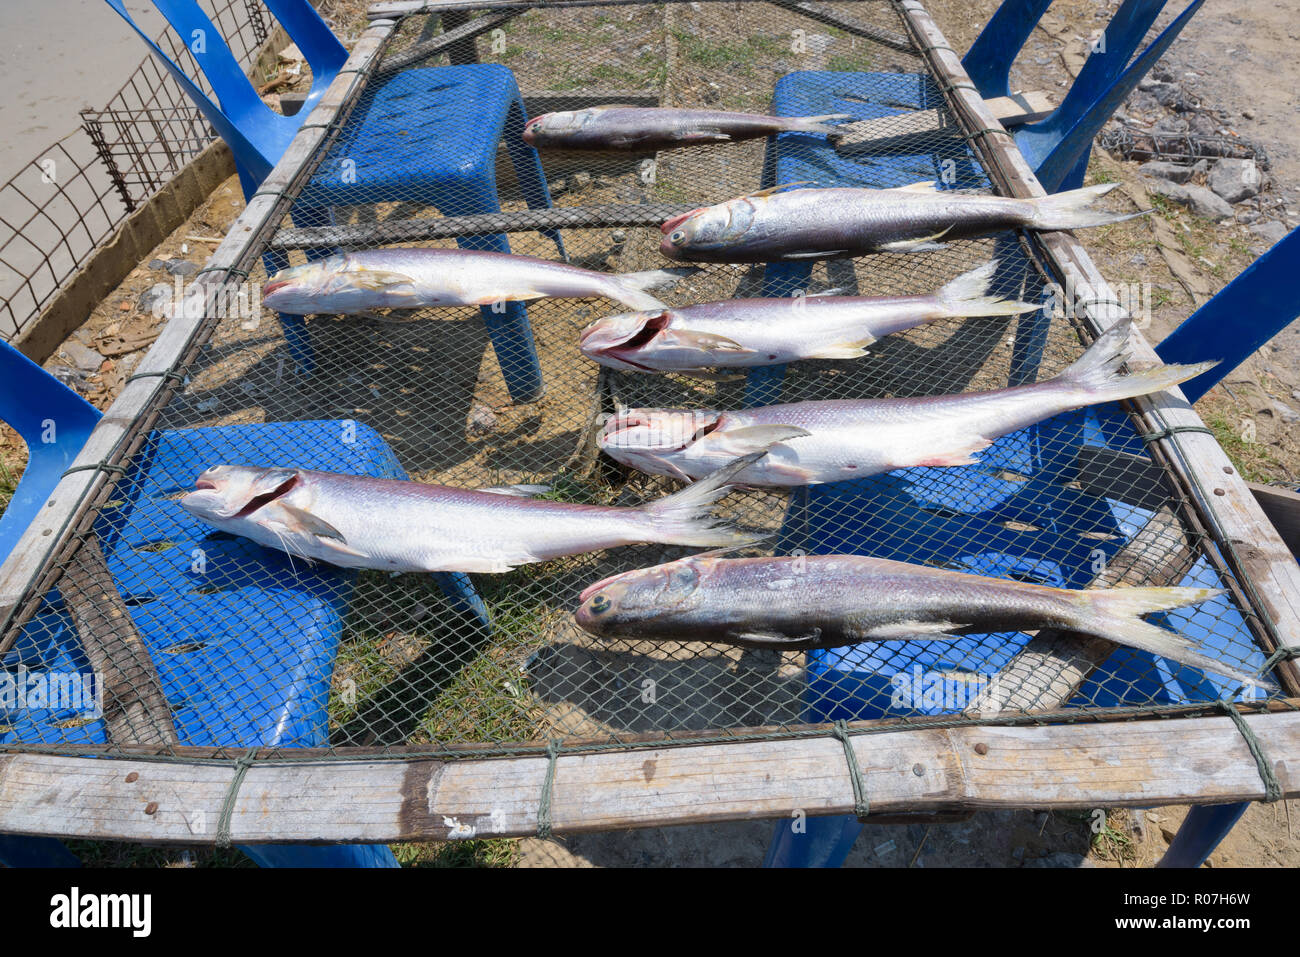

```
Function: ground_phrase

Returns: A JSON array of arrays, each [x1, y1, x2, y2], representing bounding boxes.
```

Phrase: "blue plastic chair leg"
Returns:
[[239, 842, 401, 867], [743, 262, 814, 407], [1156, 225, 1300, 403], [962, 0, 1057, 99], [0, 834, 82, 867], [1156, 803, 1249, 868], [443, 180, 545, 404], [502, 95, 566, 260], [763, 815, 864, 867]]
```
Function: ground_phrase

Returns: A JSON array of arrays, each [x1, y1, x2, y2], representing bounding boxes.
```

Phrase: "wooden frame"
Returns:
[[0, 0, 1296, 845]]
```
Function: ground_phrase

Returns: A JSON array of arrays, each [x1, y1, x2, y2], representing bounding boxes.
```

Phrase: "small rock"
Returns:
[[1139, 160, 1194, 184], [468, 402, 498, 436], [1208, 158, 1261, 204], [1250, 220, 1289, 244], [138, 283, 173, 313], [1272, 401, 1300, 424], [165, 259, 199, 277], [1191, 158, 1209, 177], [1242, 108, 1256, 120], [148, 258, 168, 272], [195, 397, 220, 413], [1129, 252, 1147, 267], [611, 230, 627, 244], [48, 364, 89, 391], [1181, 184, 1234, 221], [570, 171, 592, 190], [61, 340, 104, 374], [1152, 114, 1189, 136], [1149, 83, 1182, 109], [1188, 114, 1217, 138], [1237, 209, 1261, 225]]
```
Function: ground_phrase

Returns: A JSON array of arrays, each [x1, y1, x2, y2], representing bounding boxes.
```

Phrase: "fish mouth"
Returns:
[[579, 570, 628, 603], [194, 479, 217, 491], [660, 208, 705, 234]]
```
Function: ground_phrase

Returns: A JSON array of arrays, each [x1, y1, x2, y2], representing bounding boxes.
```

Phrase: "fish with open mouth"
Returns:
[[578, 260, 1036, 373], [573, 553, 1268, 689], [178, 453, 768, 574], [658, 181, 1146, 262], [521, 106, 850, 151], [261, 248, 696, 315], [598, 318, 1216, 485]]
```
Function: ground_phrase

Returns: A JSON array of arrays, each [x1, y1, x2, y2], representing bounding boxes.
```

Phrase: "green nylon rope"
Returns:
[[1221, 702, 1282, 803], [216, 749, 260, 848], [536, 739, 562, 840], [832, 720, 870, 818]]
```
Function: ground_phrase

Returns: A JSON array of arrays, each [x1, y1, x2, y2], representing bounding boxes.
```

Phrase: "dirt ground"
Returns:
[[4, 0, 1298, 868]]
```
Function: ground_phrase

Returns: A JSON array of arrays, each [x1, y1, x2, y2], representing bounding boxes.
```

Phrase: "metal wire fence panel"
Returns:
[[0, 0, 1285, 765], [0, 1, 282, 343]]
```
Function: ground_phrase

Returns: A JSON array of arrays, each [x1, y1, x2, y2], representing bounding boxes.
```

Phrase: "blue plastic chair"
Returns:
[[1157, 225, 1300, 403], [103, 0, 558, 402], [986, 0, 1206, 193], [0, 343, 101, 563], [0, 349, 408, 867]]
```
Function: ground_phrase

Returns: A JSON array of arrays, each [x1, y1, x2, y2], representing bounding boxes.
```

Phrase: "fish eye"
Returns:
[[669, 230, 686, 244], [589, 594, 611, 614]]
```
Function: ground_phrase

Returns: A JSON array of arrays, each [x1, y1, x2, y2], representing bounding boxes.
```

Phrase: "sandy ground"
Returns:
[[4, 0, 1299, 868]]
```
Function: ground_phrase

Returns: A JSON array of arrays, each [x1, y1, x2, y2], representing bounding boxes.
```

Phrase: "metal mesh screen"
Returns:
[[0, 0, 1284, 764]]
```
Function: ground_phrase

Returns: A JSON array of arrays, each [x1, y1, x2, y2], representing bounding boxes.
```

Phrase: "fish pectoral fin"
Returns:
[[678, 129, 733, 142], [730, 627, 822, 647], [279, 504, 347, 542], [856, 620, 967, 640], [316, 538, 371, 561], [678, 331, 757, 355], [778, 249, 851, 260], [878, 225, 953, 254], [713, 422, 811, 456], [477, 484, 553, 498], [349, 269, 417, 291], [806, 338, 874, 359]]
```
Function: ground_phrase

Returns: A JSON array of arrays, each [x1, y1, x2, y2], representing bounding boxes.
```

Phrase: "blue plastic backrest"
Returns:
[[0, 341, 101, 563], [103, 0, 349, 189], [1157, 226, 1300, 403], [962, 0, 1056, 100]]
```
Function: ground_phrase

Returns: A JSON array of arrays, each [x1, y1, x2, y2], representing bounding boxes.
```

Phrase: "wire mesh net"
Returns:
[[0, 0, 1286, 764]]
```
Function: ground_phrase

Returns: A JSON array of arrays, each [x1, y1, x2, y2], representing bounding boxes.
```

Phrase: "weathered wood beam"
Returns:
[[2, 710, 1297, 843]]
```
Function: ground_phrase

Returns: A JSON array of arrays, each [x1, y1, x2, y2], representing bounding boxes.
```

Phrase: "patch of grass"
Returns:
[[394, 838, 520, 867], [63, 840, 254, 867], [1090, 809, 1139, 864], [1205, 413, 1285, 483], [673, 30, 785, 75], [826, 49, 876, 73]]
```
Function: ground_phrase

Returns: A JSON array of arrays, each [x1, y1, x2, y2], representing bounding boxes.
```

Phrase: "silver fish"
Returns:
[[579, 260, 1036, 373], [573, 553, 1267, 689], [659, 181, 1146, 262], [179, 453, 766, 574], [521, 106, 850, 151], [599, 318, 1216, 485], [262, 248, 696, 315]]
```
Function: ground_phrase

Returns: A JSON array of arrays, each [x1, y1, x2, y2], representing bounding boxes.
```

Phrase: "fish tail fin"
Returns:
[[1071, 585, 1271, 688], [611, 267, 700, 310], [936, 260, 1038, 318], [1026, 182, 1149, 231], [1051, 318, 1218, 403], [789, 113, 854, 135], [638, 450, 768, 547]]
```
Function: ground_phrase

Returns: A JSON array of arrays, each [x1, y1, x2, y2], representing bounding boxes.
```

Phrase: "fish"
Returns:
[[521, 106, 850, 151], [598, 318, 1217, 485], [658, 181, 1147, 262], [578, 260, 1037, 373], [573, 553, 1269, 689], [178, 453, 769, 574], [261, 248, 696, 315]]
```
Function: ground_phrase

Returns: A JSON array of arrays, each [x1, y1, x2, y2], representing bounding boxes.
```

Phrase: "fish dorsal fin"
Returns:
[[897, 180, 941, 193]]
